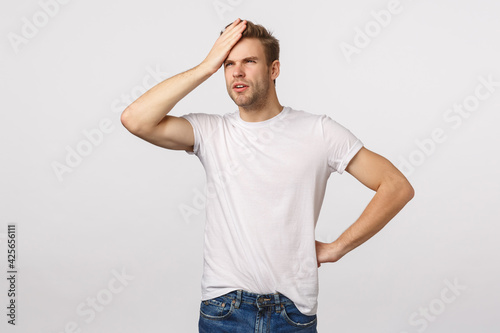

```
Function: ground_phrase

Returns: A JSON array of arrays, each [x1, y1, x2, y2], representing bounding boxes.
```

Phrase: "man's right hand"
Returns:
[[121, 19, 247, 151], [201, 18, 247, 75]]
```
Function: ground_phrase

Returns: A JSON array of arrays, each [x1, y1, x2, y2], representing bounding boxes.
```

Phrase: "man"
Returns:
[[121, 18, 414, 333]]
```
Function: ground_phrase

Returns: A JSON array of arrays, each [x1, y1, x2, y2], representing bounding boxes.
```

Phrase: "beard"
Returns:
[[227, 79, 270, 111]]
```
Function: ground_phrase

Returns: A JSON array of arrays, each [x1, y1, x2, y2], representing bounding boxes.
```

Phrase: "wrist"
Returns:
[[198, 60, 219, 77], [329, 239, 350, 260]]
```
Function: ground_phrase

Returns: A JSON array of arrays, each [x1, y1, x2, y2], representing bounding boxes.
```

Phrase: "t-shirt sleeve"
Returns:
[[179, 112, 221, 157], [179, 113, 201, 156], [321, 115, 363, 174]]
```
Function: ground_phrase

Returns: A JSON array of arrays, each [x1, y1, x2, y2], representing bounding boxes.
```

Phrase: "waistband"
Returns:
[[222, 289, 294, 312]]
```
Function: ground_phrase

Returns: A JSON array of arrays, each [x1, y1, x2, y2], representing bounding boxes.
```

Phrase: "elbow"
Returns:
[[120, 108, 140, 134], [382, 173, 415, 204], [404, 182, 415, 202], [398, 177, 415, 203], [120, 108, 130, 128]]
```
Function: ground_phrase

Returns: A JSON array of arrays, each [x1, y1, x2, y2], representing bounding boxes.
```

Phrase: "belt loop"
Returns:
[[274, 292, 281, 313], [235, 289, 242, 309]]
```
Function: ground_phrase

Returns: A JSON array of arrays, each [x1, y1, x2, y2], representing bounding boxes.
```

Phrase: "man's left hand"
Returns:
[[315, 240, 345, 268]]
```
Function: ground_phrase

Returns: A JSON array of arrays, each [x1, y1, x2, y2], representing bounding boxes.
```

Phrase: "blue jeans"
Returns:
[[198, 289, 317, 332]]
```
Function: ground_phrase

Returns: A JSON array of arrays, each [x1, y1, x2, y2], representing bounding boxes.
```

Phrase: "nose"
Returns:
[[232, 63, 245, 78]]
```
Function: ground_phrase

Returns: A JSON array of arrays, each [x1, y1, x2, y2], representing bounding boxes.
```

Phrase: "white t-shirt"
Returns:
[[180, 106, 363, 316]]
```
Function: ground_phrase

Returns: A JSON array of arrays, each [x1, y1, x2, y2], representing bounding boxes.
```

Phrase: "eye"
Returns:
[[225, 62, 233, 67], [247, 60, 255, 63]]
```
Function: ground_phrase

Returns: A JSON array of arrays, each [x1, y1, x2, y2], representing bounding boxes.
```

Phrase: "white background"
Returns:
[[1, 0, 499, 332]]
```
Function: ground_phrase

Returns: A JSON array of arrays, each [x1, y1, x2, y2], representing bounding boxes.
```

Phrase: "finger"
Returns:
[[221, 19, 246, 39], [228, 18, 246, 31], [221, 18, 242, 36], [217, 31, 245, 54], [222, 22, 246, 45]]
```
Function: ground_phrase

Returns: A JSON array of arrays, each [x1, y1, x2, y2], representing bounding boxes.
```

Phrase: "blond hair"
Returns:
[[221, 20, 280, 84]]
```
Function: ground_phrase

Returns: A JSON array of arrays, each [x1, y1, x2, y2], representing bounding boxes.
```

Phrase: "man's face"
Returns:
[[224, 38, 273, 110]]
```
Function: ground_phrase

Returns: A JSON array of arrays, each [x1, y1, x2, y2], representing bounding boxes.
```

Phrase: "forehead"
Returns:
[[226, 38, 265, 62]]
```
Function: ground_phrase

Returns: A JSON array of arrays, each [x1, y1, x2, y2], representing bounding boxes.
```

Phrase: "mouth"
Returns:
[[233, 83, 249, 93]]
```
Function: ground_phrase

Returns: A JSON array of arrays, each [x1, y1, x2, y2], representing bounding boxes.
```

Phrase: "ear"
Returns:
[[270, 60, 280, 81]]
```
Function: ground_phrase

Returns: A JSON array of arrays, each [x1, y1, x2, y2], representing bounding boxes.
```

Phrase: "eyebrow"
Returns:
[[225, 56, 259, 64]]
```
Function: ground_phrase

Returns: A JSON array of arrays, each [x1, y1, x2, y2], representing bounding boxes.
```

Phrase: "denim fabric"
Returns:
[[199, 289, 317, 333]]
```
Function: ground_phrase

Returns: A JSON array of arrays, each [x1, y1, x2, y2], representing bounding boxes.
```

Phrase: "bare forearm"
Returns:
[[121, 63, 213, 130], [333, 177, 414, 258]]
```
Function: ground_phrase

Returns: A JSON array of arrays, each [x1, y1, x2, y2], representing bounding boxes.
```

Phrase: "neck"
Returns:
[[238, 89, 283, 122]]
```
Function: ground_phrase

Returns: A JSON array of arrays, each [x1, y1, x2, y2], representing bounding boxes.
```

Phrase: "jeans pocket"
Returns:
[[281, 302, 317, 327], [199, 295, 234, 320]]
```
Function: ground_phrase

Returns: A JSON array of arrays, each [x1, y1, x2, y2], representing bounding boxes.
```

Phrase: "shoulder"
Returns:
[[284, 107, 328, 126], [180, 112, 226, 127], [181, 112, 224, 121], [286, 107, 347, 131], [287, 107, 338, 122]]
